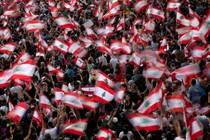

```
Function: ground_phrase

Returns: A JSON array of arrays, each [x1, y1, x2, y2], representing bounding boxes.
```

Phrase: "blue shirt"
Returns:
[[188, 84, 206, 103]]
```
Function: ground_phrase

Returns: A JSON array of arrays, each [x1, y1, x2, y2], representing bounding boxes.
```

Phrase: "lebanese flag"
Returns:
[[96, 128, 116, 140], [110, 41, 131, 54], [81, 86, 95, 94], [199, 11, 210, 39], [94, 81, 115, 104], [189, 118, 203, 140], [74, 57, 85, 69], [48, 0, 55, 7], [68, 41, 81, 55], [108, 0, 119, 10], [178, 31, 192, 45], [171, 63, 201, 85], [8, 102, 29, 125], [176, 26, 191, 35], [10, 60, 36, 82], [24, 20, 45, 33], [57, 70, 64, 80], [176, 11, 191, 27], [32, 109, 42, 126], [114, 87, 126, 103], [95, 40, 112, 55], [203, 63, 210, 79], [128, 113, 161, 131], [134, 0, 148, 12], [166, 95, 185, 112], [191, 46, 206, 60], [96, 71, 115, 88], [0, 28, 11, 40], [76, 48, 88, 59], [63, 1, 76, 11], [39, 93, 52, 110], [0, 69, 14, 88], [62, 92, 83, 109], [159, 37, 169, 54], [143, 66, 166, 79], [3, 9, 20, 18], [80, 37, 94, 49], [144, 19, 156, 32], [115, 15, 124, 31], [54, 87, 65, 105], [15, 51, 31, 64], [198, 106, 210, 115], [49, 6, 59, 18], [147, 6, 165, 19], [53, 38, 69, 54], [79, 95, 99, 110], [85, 28, 98, 39], [129, 52, 141, 67], [37, 34, 48, 50], [137, 87, 162, 114], [95, 26, 114, 36], [167, 1, 181, 11], [63, 119, 88, 136], [103, 7, 120, 19], [54, 16, 77, 29], [94, 5, 101, 17], [47, 63, 58, 74], [0, 42, 17, 54]]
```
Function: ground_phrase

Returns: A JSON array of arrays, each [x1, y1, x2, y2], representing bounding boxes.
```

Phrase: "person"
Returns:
[[119, 125, 133, 140]]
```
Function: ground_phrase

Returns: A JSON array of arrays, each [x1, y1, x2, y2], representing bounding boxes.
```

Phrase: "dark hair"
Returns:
[[191, 79, 196, 86], [121, 136, 128, 140]]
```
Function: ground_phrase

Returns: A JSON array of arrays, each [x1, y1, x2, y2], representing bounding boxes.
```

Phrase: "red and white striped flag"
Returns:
[[143, 66, 166, 79], [39, 93, 52, 110], [79, 95, 99, 110], [189, 118, 203, 140], [68, 41, 82, 55], [108, 0, 119, 10], [24, 20, 45, 33], [3, 9, 20, 18], [63, 119, 88, 136], [8, 98, 14, 112], [8, 102, 29, 125], [0, 42, 17, 54], [63, 1, 76, 12], [166, 95, 185, 112], [203, 63, 210, 79], [103, 7, 120, 19], [15, 51, 31, 64], [54, 87, 65, 105], [62, 92, 83, 109], [176, 11, 191, 27], [171, 63, 201, 86], [96, 128, 116, 140], [167, 1, 181, 11], [199, 11, 210, 40], [191, 46, 206, 60], [110, 41, 131, 54], [80, 37, 94, 49], [115, 15, 124, 31], [74, 57, 85, 69], [10, 60, 36, 82], [0, 28, 11, 40], [32, 109, 42, 126], [159, 37, 169, 54], [147, 6, 165, 19], [137, 87, 162, 114], [96, 71, 115, 88], [134, 0, 148, 13], [0, 69, 14, 88], [129, 52, 141, 67], [47, 63, 58, 74], [128, 113, 161, 131], [53, 38, 69, 54], [94, 81, 115, 104], [49, 6, 59, 18], [144, 19, 156, 32], [54, 16, 77, 29], [81, 86, 95, 95], [85, 28, 98, 39], [114, 87, 126, 103]]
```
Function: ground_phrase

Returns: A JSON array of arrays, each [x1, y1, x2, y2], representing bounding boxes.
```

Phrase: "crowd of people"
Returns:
[[0, 0, 210, 140]]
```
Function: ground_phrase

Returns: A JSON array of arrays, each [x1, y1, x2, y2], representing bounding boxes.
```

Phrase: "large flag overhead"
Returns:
[[63, 119, 88, 136], [94, 81, 115, 104], [0, 42, 17, 54], [96, 71, 115, 88], [10, 60, 36, 82], [24, 20, 45, 33], [128, 113, 161, 131], [53, 38, 69, 54], [8, 102, 29, 125], [134, 0, 148, 13], [54, 16, 77, 29]]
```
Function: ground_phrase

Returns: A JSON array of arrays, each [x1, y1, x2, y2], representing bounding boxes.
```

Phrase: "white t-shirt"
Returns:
[[119, 131, 133, 140], [174, 136, 185, 140], [44, 127, 57, 140]]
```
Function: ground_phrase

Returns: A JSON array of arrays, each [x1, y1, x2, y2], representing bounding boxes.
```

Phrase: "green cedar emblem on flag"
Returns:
[[102, 92, 106, 98]]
